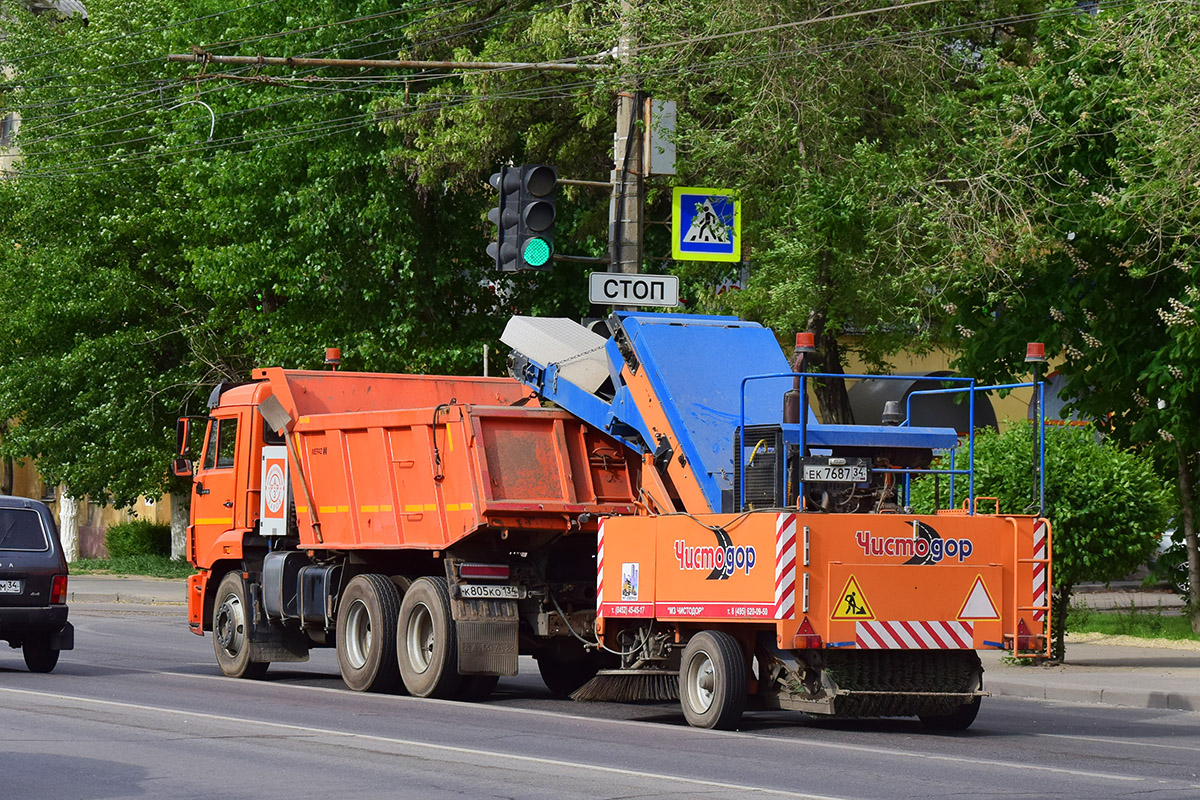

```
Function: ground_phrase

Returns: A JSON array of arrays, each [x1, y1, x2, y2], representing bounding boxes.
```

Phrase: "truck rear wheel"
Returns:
[[920, 696, 982, 731], [679, 630, 746, 730], [397, 576, 462, 699], [336, 574, 402, 692], [213, 572, 269, 679]]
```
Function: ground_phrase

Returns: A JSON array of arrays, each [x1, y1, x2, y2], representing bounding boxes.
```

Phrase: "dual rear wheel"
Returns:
[[335, 574, 494, 701]]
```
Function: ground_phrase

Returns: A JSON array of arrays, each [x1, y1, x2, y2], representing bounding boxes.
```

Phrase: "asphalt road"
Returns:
[[4, 603, 1200, 800]]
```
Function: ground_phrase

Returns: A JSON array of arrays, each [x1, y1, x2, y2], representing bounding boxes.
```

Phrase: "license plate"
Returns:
[[802, 462, 868, 483], [0, 579, 22, 594], [459, 583, 521, 599]]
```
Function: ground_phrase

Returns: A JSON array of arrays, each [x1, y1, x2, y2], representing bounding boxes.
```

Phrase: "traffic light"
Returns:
[[516, 164, 556, 270], [487, 166, 521, 272], [487, 164, 557, 272]]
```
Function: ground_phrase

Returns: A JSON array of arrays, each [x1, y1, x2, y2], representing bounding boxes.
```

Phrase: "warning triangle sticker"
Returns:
[[683, 199, 732, 244], [831, 575, 874, 620], [958, 575, 1000, 620]]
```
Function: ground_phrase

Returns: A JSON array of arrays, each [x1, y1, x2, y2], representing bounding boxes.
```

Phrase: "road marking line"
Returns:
[[0, 687, 845, 800], [1037, 733, 1200, 754]]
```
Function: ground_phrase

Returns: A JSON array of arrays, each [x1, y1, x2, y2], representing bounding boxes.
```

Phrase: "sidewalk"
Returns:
[[68, 574, 187, 605], [67, 575, 1200, 714]]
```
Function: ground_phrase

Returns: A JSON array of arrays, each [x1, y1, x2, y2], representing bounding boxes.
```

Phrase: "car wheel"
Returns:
[[335, 573, 402, 693], [22, 635, 60, 673], [213, 572, 269, 679], [397, 577, 462, 698]]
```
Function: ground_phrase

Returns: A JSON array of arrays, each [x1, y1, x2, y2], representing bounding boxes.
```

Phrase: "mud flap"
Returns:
[[451, 596, 518, 676], [248, 579, 310, 663], [50, 622, 74, 651]]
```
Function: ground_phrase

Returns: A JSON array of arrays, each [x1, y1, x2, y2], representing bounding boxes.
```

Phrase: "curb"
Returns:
[[986, 676, 1200, 713], [68, 591, 186, 606]]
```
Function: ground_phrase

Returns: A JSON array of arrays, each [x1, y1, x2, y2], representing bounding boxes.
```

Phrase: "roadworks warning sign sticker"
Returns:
[[831, 574, 874, 620]]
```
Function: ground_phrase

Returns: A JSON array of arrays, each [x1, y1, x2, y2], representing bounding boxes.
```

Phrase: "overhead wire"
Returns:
[[3, 0, 588, 130], [7, 0, 1161, 178], [8, 10, 602, 151]]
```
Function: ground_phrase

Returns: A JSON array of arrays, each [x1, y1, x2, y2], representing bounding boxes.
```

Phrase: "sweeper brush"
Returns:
[[570, 669, 680, 703]]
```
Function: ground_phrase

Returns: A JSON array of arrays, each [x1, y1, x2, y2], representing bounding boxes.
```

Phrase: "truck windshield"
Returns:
[[0, 509, 49, 552]]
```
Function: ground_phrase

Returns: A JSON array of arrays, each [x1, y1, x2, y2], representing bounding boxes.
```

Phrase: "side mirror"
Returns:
[[176, 417, 191, 456], [172, 457, 193, 478]]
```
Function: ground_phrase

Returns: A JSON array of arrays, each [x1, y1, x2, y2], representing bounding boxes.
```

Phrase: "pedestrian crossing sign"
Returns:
[[672, 187, 741, 262]]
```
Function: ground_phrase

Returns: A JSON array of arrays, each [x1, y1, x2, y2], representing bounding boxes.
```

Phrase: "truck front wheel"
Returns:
[[679, 630, 746, 730], [336, 574, 402, 693], [213, 572, 269, 679], [397, 576, 462, 699]]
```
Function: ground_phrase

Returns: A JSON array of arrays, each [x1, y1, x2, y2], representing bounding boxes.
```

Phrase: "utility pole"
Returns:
[[610, 0, 643, 277]]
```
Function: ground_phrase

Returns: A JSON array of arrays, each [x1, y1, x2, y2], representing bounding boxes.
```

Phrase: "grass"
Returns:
[[71, 554, 196, 580], [1067, 603, 1200, 642]]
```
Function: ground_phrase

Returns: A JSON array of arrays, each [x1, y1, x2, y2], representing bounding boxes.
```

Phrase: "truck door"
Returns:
[[192, 414, 243, 548]]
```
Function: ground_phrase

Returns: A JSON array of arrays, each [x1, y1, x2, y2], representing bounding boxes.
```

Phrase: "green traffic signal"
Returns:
[[522, 237, 552, 268]]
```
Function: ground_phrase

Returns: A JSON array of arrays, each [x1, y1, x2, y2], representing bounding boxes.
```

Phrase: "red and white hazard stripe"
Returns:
[[856, 620, 974, 649], [1032, 520, 1048, 621], [596, 520, 605, 617], [774, 513, 797, 619]]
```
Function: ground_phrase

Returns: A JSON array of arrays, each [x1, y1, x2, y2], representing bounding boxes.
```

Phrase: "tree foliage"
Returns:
[[939, 2, 1200, 627], [0, 0, 547, 505]]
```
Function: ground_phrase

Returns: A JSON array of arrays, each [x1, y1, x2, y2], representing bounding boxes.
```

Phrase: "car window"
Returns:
[[0, 509, 49, 552], [216, 418, 238, 468]]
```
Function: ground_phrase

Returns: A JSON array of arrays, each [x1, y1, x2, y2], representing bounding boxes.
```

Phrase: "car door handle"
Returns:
[[223, 501, 233, 508]]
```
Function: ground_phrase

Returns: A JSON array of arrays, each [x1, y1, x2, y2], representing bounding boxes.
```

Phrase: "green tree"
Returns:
[[939, 2, 1200, 630], [912, 424, 1171, 660], [0, 1, 540, 523]]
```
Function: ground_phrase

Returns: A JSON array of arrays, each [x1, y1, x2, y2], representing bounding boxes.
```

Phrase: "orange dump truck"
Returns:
[[176, 312, 1050, 730]]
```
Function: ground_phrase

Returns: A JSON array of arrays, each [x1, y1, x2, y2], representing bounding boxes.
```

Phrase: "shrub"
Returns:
[[105, 520, 171, 558]]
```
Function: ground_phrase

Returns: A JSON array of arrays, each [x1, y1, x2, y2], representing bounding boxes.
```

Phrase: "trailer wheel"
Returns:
[[397, 576, 462, 699], [336, 574, 402, 692], [679, 630, 746, 730], [213, 572, 269, 679], [919, 696, 981, 731]]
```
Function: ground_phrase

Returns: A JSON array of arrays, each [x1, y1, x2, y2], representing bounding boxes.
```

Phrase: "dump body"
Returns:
[[260, 368, 637, 550], [189, 369, 637, 572]]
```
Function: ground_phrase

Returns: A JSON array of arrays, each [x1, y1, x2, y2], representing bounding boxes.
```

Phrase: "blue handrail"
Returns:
[[737, 372, 1046, 515]]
